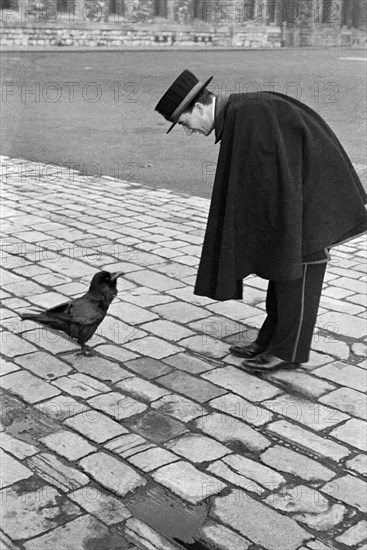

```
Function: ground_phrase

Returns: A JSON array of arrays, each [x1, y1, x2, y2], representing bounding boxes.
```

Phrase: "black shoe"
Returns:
[[229, 342, 264, 358], [241, 352, 301, 372]]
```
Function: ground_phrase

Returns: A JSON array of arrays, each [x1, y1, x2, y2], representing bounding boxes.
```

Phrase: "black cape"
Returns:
[[194, 92, 367, 301]]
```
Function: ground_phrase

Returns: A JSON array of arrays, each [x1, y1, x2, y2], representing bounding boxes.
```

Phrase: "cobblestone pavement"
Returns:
[[1, 156, 366, 550]]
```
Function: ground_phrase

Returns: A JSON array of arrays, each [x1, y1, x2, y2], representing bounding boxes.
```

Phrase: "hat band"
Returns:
[[170, 81, 205, 123]]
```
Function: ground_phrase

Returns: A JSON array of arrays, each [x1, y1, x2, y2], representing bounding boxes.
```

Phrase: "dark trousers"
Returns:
[[255, 263, 327, 363]]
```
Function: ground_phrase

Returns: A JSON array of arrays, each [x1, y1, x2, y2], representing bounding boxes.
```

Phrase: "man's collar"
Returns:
[[214, 93, 229, 144]]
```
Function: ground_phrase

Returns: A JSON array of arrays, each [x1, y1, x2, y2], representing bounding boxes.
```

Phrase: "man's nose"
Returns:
[[182, 126, 193, 135]]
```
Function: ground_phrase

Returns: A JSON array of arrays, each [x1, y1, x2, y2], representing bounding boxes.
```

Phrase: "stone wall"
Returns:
[[0, 21, 283, 47], [1, 11, 366, 48]]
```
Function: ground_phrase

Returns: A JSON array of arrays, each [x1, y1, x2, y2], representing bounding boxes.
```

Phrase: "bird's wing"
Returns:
[[68, 298, 106, 325], [45, 298, 105, 326]]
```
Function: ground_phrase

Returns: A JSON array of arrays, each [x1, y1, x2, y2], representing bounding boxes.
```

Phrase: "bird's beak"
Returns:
[[110, 272, 124, 281]]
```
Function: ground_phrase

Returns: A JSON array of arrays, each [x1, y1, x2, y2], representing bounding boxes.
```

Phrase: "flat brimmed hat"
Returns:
[[155, 70, 213, 133]]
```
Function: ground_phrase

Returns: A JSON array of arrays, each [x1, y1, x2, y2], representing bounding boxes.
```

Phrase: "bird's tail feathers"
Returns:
[[19, 312, 43, 321]]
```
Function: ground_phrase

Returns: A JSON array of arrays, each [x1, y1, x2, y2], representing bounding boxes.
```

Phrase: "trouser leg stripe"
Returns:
[[291, 265, 307, 363]]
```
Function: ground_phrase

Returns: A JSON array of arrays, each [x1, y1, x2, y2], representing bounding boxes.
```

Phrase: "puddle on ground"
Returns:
[[125, 484, 208, 546], [1, 393, 59, 445]]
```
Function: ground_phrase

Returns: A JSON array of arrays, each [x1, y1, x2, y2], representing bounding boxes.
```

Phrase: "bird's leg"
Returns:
[[75, 344, 96, 357]]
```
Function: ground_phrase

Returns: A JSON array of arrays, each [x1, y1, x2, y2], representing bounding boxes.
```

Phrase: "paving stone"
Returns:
[[262, 394, 349, 431], [88, 391, 147, 420], [329, 277, 366, 294], [69, 354, 134, 383], [3, 280, 46, 298], [330, 418, 367, 451], [320, 387, 367, 420], [15, 230, 51, 243], [322, 474, 367, 512], [40, 430, 95, 460], [0, 432, 38, 459], [124, 357, 173, 379], [0, 269, 26, 286], [298, 504, 347, 531], [127, 446, 179, 472], [260, 445, 336, 482], [1, 310, 19, 325], [1, 333, 38, 357], [266, 485, 330, 513], [265, 485, 346, 531], [322, 286, 355, 299], [347, 294, 367, 308], [151, 394, 207, 422], [14, 351, 72, 379], [313, 362, 367, 392], [105, 433, 152, 457], [52, 373, 110, 398], [125, 517, 179, 550], [126, 410, 188, 443], [0, 449, 33, 487], [98, 317, 146, 344], [211, 489, 312, 550], [156, 370, 226, 403], [168, 286, 215, 306], [80, 451, 146, 497], [21, 328, 79, 353], [336, 520, 367, 545], [320, 295, 365, 315], [47, 257, 97, 279], [207, 460, 264, 496], [1, 370, 60, 403], [141, 319, 195, 340], [35, 272, 71, 286], [317, 311, 366, 338], [351, 342, 367, 357], [311, 334, 350, 360], [0, 360, 19, 376], [196, 520, 252, 550], [189, 315, 248, 340], [202, 366, 281, 401], [268, 370, 336, 399], [125, 269, 185, 291], [27, 291, 70, 310], [116, 376, 171, 402], [266, 420, 350, 461], [0, 531, 19, 550], [196, 413, 271, 452], [109, 300, 158, 324], [152, 461, 226, 504], [26, 452, 89, 492], [23, 515, 111, 550], [124, 336, 181, 359], [164, 353, 224, 374], [152, 301, 211, 323], [69, 486, 132, 524], [178, 335, 232, 358], [0, 481, 81, 542], [3, 297, 31, 310], [346, 454, 367, 476], [220, 453, 286, 490], [209, 393, 273, 427], [94, 344, 138, 363], [206, 300, 263, 321], [37, 395, 90, 421], [166, 433, 230, 463], [122, 288, 178, 308], [64, 411, 128, 442]]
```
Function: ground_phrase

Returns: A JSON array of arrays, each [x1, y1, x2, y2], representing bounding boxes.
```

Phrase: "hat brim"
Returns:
[[167, 76, 214, 134]]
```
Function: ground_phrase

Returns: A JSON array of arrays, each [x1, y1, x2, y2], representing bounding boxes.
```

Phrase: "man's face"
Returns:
[[177, 102, 214, 136]]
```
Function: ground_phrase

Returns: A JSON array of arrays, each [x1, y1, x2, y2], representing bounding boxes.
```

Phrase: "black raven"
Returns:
[[19, 270, 124, 355]]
